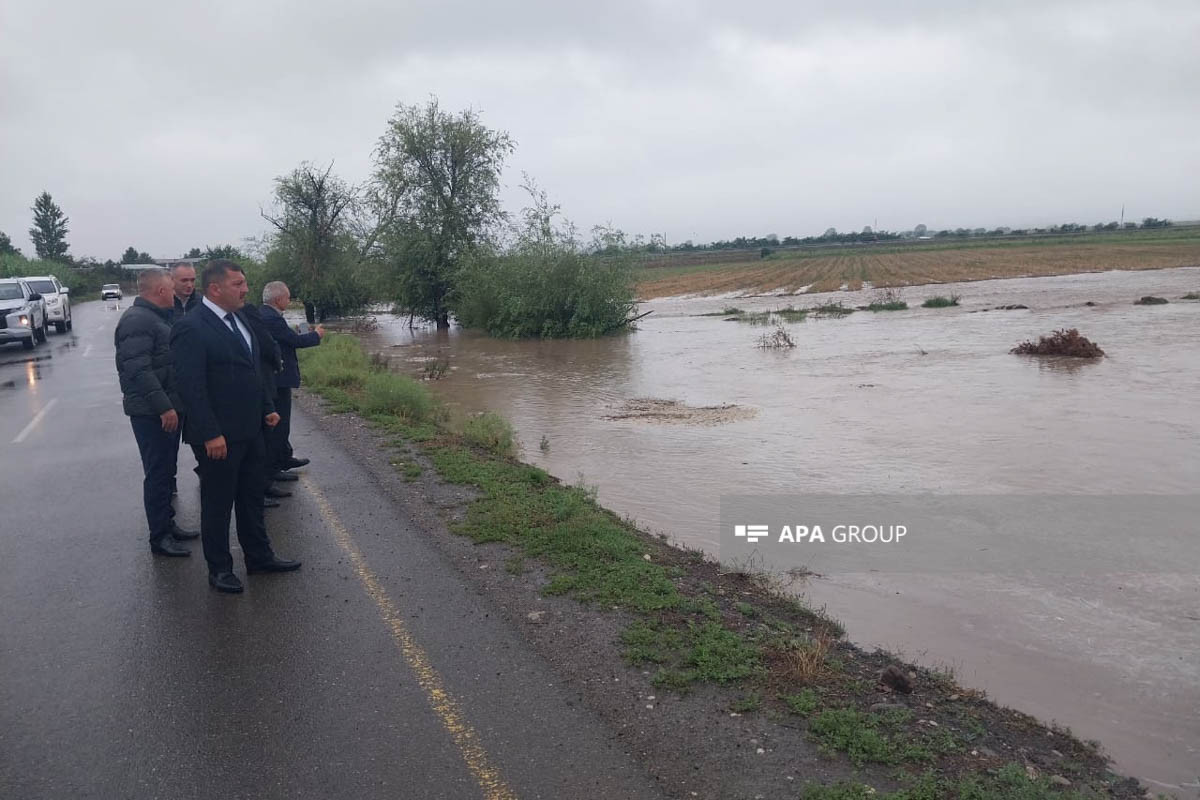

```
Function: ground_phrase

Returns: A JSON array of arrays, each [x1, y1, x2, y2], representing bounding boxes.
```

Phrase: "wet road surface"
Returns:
[[0, 301, 663, 800]]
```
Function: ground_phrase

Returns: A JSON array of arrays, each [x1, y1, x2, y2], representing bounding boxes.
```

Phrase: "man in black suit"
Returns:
[[170, 259, 301, 593], [259, 281, 324, 479]]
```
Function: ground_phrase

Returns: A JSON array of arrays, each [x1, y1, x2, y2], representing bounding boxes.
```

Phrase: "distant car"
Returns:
[[0, 278, 48, 350], [101, 283, 123, 301], [23, 275, 73, 333]]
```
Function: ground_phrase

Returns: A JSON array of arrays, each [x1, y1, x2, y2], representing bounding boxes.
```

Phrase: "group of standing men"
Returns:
[[114, 259, 324, 593]]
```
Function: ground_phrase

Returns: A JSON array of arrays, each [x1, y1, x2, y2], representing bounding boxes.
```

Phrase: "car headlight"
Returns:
[[19, 315, 29, 326]]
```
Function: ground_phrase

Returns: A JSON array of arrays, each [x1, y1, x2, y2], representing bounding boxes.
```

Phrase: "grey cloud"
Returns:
[[1, 0, 1197, 258]]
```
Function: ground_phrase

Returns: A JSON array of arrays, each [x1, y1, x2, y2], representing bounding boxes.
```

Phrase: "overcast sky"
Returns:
[[2, 0, 1198, 260]]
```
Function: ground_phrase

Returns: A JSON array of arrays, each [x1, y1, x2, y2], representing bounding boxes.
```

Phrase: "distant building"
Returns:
[[121, 263, 169, 272]]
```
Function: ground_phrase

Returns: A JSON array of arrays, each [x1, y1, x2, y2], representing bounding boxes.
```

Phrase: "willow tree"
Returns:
[[374, 98, 513, 328], [262, 162, 392, 322]]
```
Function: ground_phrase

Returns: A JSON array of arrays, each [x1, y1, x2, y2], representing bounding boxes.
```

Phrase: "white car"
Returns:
[[0, 278, 48, 350], [23, 274, 73, 333], [101, 283, 123, 301]]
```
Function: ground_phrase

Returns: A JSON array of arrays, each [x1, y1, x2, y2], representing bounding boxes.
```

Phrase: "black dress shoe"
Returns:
[[208, 571, 244, 593], [263, 498, 281, 508], [282, 457, 310, 470], [270, 471, 299, 482], [246, 557, 302, 574], [150, 536, 190, 557], [169, 524, 200, 540], [264, 485, 292, 498]]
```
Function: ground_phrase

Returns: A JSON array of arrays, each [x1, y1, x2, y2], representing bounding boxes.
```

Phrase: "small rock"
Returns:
[[1050, 776, 1072, 787], [948, 694, 960, 701], [978, 746, 999, 758], [526, 611, 546, 623], [1050, 749, 1063, 758], [645, 704, 654, 710], [1025, 764, 1039, 780], [642, 553, 652, 561], [879, 665, 913, 693], [756, 747, 764, 755]]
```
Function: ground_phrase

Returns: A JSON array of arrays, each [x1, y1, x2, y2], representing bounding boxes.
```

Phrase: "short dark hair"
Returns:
[[200, 259, 244, 291]]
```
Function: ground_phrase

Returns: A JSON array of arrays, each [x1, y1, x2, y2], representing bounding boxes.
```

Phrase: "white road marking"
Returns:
[[82, 344, 93, 357], [13, 397, 59, 444]]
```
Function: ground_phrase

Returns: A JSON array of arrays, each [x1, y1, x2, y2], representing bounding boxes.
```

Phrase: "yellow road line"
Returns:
[[302, 476, 518, 800]]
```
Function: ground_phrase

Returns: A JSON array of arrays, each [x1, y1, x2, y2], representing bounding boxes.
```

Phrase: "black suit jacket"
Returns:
[[170, 302, 276, 446], [260, 304, 321, 389]]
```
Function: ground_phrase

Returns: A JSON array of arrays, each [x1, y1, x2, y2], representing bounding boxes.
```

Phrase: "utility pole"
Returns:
[[1120, 204, 1125, 227]]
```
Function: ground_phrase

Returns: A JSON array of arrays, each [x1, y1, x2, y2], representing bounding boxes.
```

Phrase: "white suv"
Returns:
[[101, 283, 122, 301], [0, 278, 48, 350], [23, 275, 72, 333]]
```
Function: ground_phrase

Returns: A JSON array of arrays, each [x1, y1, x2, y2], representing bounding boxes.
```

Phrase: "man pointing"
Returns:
[[170, 259, 301, 593]]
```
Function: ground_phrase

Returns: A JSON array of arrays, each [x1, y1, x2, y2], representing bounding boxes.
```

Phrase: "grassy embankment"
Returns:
[[298, 334, 1148, 799], [636, 227, 1200, 299]]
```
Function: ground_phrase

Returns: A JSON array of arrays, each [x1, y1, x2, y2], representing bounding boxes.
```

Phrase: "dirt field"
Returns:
[[636, 234, 1200, 299]]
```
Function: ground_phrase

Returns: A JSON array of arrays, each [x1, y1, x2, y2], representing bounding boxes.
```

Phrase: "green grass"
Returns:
[[775, 305, 809, 322], [622, 618, 763, 685], [730, 692, 763, 713], [1182, 292, 1200, 300], [362, 371, 434, 420], [867, 300, 909, 312], [782, 687, 820, 716], [801, 763, 1097, 800], [461, 412, 517, 458], [812, 302, 855, 317], [922, 294, 961, 308], [806, 706, 962, 766]]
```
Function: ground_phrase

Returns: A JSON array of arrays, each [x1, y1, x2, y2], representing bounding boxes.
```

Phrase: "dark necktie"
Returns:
[[224, 312, 250, 355]]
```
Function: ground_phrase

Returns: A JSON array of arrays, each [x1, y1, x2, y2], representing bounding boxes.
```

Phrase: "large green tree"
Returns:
[[374, 99, 513, 328], [262, 162, 385, 322], [29, 191, 70, 261]]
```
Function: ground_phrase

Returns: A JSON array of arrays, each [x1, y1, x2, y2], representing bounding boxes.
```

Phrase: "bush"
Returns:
[[456, 245, 637, 338], [1133, 296, 1168, 305], [454, 186, 638, 338], [921, 294, 960, 308], [1011, 329, 1104, 358], [362, 372, 433, 421], [461, 412, 517, 457], [298, 333, 372, 389]]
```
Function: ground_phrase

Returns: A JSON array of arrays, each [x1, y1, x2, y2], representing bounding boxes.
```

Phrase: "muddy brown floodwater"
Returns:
[[355, 266, 1200, 796]]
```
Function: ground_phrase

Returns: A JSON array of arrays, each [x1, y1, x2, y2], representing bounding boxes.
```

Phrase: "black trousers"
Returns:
[[129, 415, 179, 543], [191, 436, 275, 574], [265, 386, 293, 471]]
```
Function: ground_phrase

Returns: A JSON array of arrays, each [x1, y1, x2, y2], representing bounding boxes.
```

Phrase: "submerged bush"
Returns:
[[922, 294, 960, 308], [454, 184, 638, 338], [1133, 296, 1168, 305], [1011, 328, 1105, 358]]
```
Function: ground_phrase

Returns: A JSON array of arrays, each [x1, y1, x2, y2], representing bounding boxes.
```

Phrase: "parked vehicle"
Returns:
[[0, 278, 48, 350], [23, 275, 72, 333], [101, 283, 123, 301]]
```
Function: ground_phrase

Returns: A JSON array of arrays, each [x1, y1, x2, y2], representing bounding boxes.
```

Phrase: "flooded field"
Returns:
[[355, 267, 1200, 795]]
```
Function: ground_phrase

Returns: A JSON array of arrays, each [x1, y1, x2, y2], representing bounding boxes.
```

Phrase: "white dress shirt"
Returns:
[[202, 295, 253, 354]]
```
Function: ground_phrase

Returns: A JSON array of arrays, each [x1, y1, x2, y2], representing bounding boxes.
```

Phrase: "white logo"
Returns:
[[734, 524, 769, 544]]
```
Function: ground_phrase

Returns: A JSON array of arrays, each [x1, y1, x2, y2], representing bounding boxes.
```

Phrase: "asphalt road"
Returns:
[[0, 300, 663, 800]]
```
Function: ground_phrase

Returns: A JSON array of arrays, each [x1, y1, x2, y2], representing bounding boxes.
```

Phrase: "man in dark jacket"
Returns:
[[238, 300, 289, 506], [259, 281, 323, 478], [114, 268, 199, 557], [170, 259, 300, 593], [170, 263, 199, 320]]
